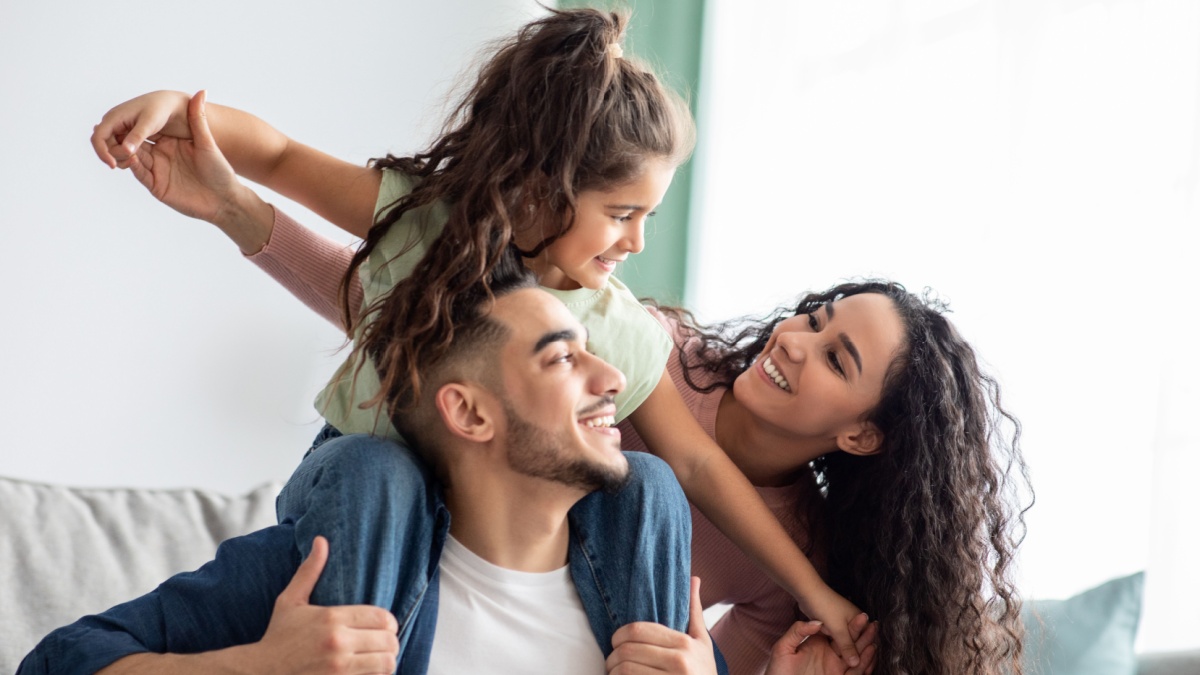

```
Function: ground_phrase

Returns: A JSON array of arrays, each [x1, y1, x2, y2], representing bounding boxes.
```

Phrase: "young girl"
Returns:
[[93, 7, 867, 668]]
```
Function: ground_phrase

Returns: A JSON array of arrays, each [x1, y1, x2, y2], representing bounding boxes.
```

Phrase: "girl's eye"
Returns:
[[827, 350, 846, 377], [613, 214, 633, 223], [807, 314, 819, 331]]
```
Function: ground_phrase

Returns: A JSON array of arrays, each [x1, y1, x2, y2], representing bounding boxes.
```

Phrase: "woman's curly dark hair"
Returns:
[[337, 6, 693, 418], [665, 279, 1033, 675]]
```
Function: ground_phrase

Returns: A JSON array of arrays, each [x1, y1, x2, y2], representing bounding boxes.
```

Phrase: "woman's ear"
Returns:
[[836, 421, 883, 457], [435, 382, 496, 443]]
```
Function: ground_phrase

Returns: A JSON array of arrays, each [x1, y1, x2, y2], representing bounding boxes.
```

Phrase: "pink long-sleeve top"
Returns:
[[248, 208, 811, 675]]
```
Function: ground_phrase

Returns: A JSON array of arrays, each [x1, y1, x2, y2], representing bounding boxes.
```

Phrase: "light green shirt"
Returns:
[[315, 170, 671, 440]]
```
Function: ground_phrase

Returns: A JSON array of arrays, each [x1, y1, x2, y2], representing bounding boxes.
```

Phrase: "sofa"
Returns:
[[2, 473, 1198, 674]]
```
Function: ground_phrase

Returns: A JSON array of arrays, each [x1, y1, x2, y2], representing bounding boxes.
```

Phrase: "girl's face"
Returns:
[[528, 158, 676, 291], [732, 293, 905, 450]]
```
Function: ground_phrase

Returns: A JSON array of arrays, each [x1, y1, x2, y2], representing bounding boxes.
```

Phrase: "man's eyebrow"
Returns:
[[533, 329, 578, 354]]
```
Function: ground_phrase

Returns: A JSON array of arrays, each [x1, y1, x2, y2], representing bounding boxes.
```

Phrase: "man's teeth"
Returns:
[[583, 415, 616, 428], [763, 357, 791, 392]]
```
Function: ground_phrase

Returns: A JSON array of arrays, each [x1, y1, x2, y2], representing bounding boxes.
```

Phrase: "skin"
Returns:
[[523, 158, 676, 291], [716, 292, 907, 488]]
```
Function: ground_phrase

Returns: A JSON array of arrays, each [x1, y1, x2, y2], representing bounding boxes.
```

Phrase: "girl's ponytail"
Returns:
[[341, 7, 693, 417]]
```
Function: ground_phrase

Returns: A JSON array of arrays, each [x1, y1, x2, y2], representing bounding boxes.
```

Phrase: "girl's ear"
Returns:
[[434, 382, 496, 444], [836, 421, 884, 457]]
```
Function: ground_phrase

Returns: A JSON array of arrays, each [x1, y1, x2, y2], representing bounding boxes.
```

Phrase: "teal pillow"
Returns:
[[1022, 572, 1144, 675]]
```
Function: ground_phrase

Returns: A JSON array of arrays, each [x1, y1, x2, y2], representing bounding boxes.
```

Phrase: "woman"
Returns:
[[625, 283, 1031, 675]]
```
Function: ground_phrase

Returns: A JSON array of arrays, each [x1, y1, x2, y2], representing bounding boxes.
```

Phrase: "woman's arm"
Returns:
[[628, 372, 865, 669], [119, 91, 365, 332], [93, 90, 380, 238], [248, 209, 363, 331]]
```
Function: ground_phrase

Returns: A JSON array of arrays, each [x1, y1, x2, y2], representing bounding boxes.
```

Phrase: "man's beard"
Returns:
[[503, 403, 629, 494]]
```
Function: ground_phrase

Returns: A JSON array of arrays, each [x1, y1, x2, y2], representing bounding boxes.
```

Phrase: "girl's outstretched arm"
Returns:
[[628, 371, 867, 669], [92, 90, 381, 238], [122, 91, 363, 332]]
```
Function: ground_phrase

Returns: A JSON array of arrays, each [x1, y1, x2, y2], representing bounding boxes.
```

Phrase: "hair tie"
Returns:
[[607, 42, 624, 59]]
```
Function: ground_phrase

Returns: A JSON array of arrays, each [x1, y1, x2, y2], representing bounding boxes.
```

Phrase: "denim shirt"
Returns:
[[19, 451, 726, 675]]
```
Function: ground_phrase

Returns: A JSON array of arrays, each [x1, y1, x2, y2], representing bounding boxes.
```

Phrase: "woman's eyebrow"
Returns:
[[824, 303, 863, 374], [839, 333, 863, 375]]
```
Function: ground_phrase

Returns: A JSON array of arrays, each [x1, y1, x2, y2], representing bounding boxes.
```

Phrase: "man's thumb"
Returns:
[[686, 576, 708, 640], [280, 535, 328, 605]]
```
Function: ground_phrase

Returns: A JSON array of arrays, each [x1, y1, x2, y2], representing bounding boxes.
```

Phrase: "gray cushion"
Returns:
[[0, 475, 280, 672]]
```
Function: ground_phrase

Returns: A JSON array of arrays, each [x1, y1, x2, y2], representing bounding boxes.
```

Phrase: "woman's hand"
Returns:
[[92, 90, 193, 169], [607, 577, 717, 674], [124, 90, 275, 254], [766, 617, 878, 675]]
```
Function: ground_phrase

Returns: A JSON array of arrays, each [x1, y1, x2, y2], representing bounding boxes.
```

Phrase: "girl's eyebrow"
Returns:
[[604, 203, 646, 210]]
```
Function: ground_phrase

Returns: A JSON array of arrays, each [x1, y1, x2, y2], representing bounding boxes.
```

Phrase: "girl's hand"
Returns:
[[797, 585, 870, 669], [766, 619, 878, 675], [125, 90, 274, 254], [607, 577, 717, 674], [92, 90, 192, 169]]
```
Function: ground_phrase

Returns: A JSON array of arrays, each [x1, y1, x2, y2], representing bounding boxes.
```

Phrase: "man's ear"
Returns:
[[434, 382, 496, 444], [836, 421, 883, 457]]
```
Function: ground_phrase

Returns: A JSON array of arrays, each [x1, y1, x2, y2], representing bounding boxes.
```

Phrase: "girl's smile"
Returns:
[[528, 158, 676, 291]]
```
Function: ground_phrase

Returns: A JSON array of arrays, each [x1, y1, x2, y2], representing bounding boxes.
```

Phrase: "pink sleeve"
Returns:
[[245, 208, 365, 330]]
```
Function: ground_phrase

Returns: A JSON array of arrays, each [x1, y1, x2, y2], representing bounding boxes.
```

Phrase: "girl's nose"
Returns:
[[622, 219, 645, 254]]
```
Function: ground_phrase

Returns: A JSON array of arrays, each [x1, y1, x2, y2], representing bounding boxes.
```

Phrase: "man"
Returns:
[[19, 275, 721, 675]]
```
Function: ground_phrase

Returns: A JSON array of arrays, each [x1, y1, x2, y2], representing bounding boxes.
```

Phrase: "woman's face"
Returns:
[[732, 292, 905, 449]]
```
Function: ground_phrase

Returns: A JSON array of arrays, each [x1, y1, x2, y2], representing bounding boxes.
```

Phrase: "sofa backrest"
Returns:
[[0, 475, 279, 672]]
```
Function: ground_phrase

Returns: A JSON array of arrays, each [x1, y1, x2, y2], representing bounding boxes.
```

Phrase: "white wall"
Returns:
[[0, 0, 546, 493], [692, 0, 1200, 653]]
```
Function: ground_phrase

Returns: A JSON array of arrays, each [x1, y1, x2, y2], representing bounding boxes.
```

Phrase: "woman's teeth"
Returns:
[[763, 357, 791, 392], [583, 415, 616, 428]]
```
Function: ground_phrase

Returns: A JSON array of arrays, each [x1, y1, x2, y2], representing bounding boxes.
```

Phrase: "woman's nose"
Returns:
[[775, 330, 809, 364]]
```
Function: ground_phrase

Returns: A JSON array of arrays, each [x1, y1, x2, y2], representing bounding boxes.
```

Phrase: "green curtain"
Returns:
[[557, 0, 706, 305]]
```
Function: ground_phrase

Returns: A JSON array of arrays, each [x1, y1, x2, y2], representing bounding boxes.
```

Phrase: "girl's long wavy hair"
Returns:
[[342, 7, 694, 419], [665, 280, 1033, 675]]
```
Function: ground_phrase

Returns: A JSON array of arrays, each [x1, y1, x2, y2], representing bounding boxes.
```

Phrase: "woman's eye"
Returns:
[[827, 350, 845, 377], [807, 314, 819, 331]]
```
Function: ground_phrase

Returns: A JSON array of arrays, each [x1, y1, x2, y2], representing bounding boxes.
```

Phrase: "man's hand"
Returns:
[[97, 536, 400, 675], [253, 535, 400, 674], [766, 617, 878, 675], [607, 577, 717, 674]]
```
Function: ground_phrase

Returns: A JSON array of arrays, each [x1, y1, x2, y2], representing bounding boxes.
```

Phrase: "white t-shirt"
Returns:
[[426, 536, 605, 674]]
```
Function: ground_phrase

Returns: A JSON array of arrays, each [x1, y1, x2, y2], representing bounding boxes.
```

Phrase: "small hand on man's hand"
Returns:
[[766, 614, 878, 675]]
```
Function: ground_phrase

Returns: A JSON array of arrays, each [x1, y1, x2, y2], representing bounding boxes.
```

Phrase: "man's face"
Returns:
[[490, 288, 629, 493]]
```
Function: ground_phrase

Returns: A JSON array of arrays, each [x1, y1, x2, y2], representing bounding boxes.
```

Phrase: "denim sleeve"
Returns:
[[17, 525, 301, 675]]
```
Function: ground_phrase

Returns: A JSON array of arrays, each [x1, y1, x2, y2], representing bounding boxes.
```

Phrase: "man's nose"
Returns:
[[586, 351, 626, 396]]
